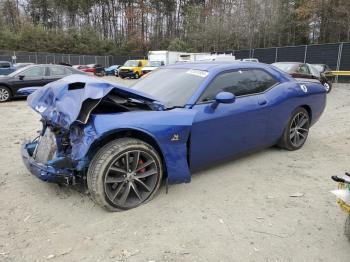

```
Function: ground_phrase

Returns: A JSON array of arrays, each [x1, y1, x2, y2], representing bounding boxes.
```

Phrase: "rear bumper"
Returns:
[[21, 141, 74, 184]]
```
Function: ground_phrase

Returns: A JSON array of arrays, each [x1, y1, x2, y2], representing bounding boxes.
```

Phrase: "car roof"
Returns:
[[9, 64, 75, 75], [21, 64, 68, 67], [273, 62, 303, 65], [166, 61, 274, 72]]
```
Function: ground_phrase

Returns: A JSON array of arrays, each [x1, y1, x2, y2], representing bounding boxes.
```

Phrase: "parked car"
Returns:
[[104, 65, 121, 76], [272, 62, 332, 93], [114, 66, 121, 77], [0, 64, 86, 102], [22, 62, 326, 211], [312, 64, 335, 83], [141, 61, 164, 75], [0, 61, 16, 76], [79, 64, 105, 76], [119, 59, 148, 79], [72, 65, 86, 70]]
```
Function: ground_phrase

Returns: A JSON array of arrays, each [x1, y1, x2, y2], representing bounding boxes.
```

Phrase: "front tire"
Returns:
[[278, 107, 310, 151], [0, 86, 11, 102], [87, 138, 163, 211]]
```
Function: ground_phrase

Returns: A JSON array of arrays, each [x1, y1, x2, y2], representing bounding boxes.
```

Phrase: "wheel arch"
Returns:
[[300, 104, 312, 122], [0, 83, 13, 97], [87, 128, 168, 176]]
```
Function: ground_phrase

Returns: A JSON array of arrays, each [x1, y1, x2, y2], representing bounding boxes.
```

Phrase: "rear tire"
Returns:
[[87, 138, 163, 211], [0, 86, 11, 102], [134, 72, 140, 79], [278, 107, 310, 151], [324, 82, 332, 93]]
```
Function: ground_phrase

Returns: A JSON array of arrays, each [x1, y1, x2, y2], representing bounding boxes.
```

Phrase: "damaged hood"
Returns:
[[27, 74, 164, 130]]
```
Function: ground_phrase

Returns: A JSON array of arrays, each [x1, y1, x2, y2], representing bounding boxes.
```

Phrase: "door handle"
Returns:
[[258, 99, 267, 106]]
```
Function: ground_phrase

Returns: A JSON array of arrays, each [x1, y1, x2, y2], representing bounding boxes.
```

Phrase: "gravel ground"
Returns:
[[0, 78, 350, 262]]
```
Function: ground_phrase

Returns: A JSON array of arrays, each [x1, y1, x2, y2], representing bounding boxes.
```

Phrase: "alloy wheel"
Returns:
[[104, 150, 159, 209], [289, 112, 309, 147], [0, 87, 10, 102], [324, 83, 330, 92]]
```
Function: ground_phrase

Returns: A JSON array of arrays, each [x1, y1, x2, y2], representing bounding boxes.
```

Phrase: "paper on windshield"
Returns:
[[186, 69, 208, 78]]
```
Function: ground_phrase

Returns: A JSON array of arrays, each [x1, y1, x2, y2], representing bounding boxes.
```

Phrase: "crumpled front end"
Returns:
[[21, 75, 164, 184], [21, 125, 78, 184]]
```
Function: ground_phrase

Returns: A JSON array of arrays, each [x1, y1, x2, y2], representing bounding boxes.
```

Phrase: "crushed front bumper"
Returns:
[[21, 141, 75, 184]]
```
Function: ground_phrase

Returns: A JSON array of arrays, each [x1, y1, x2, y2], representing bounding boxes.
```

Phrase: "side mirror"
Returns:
[[19, 75, 25, 80], [216, 92, 235, 104], [211, 92, 235, 109]]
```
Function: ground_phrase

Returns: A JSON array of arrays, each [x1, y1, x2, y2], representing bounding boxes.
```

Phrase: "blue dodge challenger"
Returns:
[[21, 62, 326, 211]]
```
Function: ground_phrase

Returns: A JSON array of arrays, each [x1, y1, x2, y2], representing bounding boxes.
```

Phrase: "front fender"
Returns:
[[70, 109, 198, 184]]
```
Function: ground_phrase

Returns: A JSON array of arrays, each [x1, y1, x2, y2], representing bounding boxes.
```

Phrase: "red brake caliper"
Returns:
[[138, 159, 146, 173]]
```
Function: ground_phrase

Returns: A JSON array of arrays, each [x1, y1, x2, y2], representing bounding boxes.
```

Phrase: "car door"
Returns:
[[189, 69, 278, 171], [10, 66, 46, 95], [45, 65, 72, 83]]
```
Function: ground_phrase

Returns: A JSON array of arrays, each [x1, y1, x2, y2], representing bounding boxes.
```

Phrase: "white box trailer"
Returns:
[[177, 52, 212, 62], [197, 53, 236, 62], [142, 51, 183, 74], [148, 50, 183, 65]]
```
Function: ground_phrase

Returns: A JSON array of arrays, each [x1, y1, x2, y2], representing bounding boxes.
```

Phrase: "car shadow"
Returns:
[[189, 145, 283, 180]]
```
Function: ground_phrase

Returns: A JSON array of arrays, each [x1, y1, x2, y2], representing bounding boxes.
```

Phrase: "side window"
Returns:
[[64, 67, 73, 75], [21, 67, 45, 77], [49, 66, 67, 77], [0, 62, 10, 68], [250, 70, 278, 93], [298, 64, 310, 74], [199, 69, 277, 102]]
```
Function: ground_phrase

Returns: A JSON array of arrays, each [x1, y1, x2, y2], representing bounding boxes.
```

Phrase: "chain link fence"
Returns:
[[0, 50, 147, 69], [2, 42, 349, 81], [0, 50, 110, 67], [226, 42, 350, 82]]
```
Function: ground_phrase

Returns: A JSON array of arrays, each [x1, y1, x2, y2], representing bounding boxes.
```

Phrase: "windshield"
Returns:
[[124, 60, 139, 67], [131, 68, 208, 108], [312, 64, 324, 72], [147, 61, 162, 67], [7, 66, 31, 77], [308, 64, 321, 77]]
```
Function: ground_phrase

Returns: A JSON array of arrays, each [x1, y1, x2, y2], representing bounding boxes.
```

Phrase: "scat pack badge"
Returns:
[[171, 134, 180, 141]]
